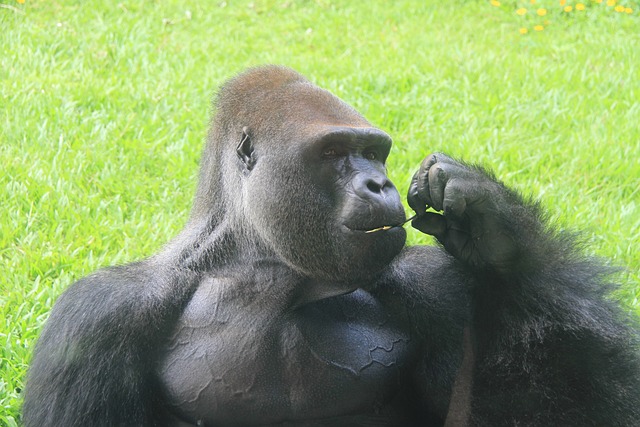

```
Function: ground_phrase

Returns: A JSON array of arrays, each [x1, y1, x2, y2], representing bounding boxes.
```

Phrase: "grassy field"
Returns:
[[1, 0, 639, 424]]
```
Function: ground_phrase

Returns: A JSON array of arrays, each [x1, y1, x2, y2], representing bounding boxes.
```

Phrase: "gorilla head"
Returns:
[[189, 66, 407, 285]]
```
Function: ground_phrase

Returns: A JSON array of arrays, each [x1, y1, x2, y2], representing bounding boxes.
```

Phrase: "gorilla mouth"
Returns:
[[362, 215, 417, 234]]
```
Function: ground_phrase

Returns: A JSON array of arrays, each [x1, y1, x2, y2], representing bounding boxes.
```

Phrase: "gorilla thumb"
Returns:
[[412, 212, 447, 239]]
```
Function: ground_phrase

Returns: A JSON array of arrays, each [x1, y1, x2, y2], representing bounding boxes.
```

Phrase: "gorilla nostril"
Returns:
[[367, 180, 383, 194]]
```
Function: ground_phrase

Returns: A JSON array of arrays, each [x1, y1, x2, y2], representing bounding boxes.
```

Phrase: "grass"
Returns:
[[1, 0, 639, 424]]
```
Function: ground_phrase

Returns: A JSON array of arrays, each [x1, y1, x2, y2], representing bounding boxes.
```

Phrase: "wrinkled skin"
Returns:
[[23, 67, 640, 427]]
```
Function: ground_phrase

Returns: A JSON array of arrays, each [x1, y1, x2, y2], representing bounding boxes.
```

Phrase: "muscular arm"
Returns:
[[22, 261, 198, 427], [407, 153, 640, 425]]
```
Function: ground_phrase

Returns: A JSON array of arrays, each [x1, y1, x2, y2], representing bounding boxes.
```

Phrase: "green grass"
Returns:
[[1, 0, 639, 423]]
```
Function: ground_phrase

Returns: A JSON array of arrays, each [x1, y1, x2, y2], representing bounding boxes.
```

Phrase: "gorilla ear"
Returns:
[[236, 127, 256, 171]]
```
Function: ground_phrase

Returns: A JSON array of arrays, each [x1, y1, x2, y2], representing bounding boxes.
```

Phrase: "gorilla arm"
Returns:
[[407, 153, 640, 425], [22, 261, 199, 427]]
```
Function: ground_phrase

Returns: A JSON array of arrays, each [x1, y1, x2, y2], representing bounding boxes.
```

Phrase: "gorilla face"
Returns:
[[200, 67, 407, 285], [241, 123, 407, 285]]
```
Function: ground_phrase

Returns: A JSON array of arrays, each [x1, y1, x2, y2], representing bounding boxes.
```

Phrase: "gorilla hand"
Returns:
[[408, 153, 523, 273]]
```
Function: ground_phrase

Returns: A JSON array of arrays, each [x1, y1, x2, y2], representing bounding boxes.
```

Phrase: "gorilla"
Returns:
[[23, 66, 640, 426]]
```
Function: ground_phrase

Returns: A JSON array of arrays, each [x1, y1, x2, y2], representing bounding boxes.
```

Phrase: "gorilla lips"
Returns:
[[365, 215, 417, 233]]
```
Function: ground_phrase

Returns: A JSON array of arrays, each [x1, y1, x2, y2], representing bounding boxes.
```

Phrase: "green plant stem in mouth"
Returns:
[[364, 215, 417, 233]]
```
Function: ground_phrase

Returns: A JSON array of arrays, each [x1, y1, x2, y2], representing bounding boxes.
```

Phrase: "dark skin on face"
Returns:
[[229, 79, 408, 287], [22, 66, 640, 427]]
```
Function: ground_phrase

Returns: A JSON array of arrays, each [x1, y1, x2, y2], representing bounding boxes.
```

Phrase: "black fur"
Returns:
[[23, 66, 640, 427]]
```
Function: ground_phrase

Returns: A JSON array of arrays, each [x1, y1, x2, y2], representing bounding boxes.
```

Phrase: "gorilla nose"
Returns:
[[366, 177, 386, 194], [355, 173, 395, 200]]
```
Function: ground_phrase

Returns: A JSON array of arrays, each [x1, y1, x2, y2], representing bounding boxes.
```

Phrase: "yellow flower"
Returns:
[[606, 0, 616, 6], [17, 0, 25, 3], [625, 7, 633, 13], [534, 24, 544, 31], [519, 27, 528, 34], [614, 5, 625, 11], [490, 0, 501, 6], [537, 8, 547, 16], [559, 0, 566, 5], [564, 5, 573, 11], [530, 0, 536, 4], [595, 0, 602, 3], [517, 8, 527, 15], [576, 3, 585, 10]]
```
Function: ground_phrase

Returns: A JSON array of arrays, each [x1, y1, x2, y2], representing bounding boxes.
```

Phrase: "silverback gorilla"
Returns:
[[23, 66, 640, 426]]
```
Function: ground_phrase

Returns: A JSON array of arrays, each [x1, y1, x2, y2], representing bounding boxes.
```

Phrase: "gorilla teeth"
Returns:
[[364, 215, 416, 233]]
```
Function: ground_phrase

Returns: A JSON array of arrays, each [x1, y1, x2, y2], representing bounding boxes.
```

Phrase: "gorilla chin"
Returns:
[[336, 224, 407, 282], [278, 225, 407, 287]]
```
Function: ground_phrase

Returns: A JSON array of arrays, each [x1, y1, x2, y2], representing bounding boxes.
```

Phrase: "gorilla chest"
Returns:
[[158, 286, 415, 426]]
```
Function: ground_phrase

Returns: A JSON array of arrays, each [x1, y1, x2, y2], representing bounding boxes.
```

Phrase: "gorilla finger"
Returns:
[[418, 153, 439, 178], [442, 179, 467, 219], [427, 164, 447, 212], [407, 172, 428, 215], [411, 212, 447, 239], [429, 152, 456, 166], [413, 165, 435, 209]]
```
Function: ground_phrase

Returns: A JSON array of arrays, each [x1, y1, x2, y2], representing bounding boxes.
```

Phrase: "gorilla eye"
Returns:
[[323, 148, 338, 158], [364, 151, 377, 161]]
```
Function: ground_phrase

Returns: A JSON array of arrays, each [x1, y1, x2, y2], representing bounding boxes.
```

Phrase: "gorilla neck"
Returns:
[[162, 216, 362, 307]]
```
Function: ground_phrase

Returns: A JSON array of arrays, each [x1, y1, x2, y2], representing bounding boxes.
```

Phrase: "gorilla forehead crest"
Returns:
[[212, 66, 373, 145]]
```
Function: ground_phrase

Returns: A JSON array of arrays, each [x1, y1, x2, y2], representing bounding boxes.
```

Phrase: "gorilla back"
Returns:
[[23, 66, 640, 427]]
